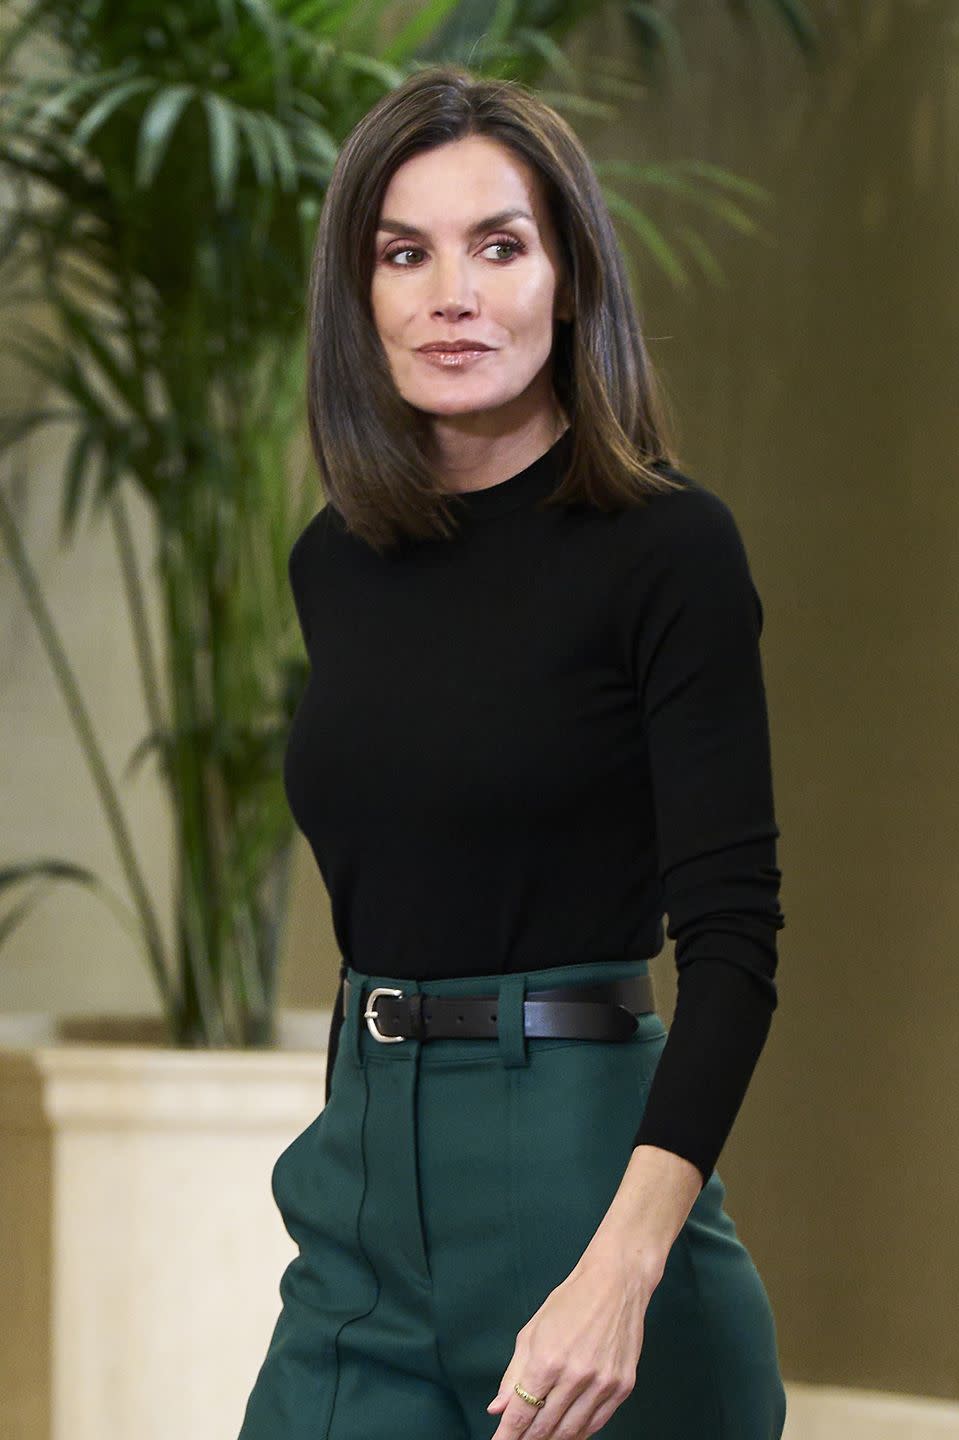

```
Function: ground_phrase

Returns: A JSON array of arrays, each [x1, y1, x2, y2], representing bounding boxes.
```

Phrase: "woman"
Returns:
[[239, 63, 788, 1440]]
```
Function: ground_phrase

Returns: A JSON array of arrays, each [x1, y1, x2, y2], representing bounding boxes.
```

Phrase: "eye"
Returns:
[[381, 235, 526, 267]]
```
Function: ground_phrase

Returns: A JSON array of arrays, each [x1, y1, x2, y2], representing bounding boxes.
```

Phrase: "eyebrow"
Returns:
[[375, 208, 536, 239]]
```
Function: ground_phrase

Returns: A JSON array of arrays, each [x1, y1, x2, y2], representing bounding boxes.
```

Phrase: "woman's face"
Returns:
[[370, 135, 571, 431]]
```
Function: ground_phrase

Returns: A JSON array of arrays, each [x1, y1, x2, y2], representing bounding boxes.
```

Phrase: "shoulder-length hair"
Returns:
[[305, 63, 685, 555]]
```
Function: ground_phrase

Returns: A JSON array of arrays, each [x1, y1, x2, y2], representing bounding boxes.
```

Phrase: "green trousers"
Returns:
[[238, 956, 787, 1438]]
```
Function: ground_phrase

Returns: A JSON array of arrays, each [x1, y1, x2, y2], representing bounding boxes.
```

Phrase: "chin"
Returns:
[[405, 384, 509, 412]]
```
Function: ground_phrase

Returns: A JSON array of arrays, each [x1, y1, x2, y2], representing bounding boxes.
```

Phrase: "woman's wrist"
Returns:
[[574, 1143, 703, 1291]]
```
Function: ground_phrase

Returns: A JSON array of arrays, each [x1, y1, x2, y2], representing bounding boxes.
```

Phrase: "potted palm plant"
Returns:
[[0, 1, 806, 1434]]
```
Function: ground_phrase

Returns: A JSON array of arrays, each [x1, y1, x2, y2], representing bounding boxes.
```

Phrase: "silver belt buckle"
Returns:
[[363, 986, 406, 1043]]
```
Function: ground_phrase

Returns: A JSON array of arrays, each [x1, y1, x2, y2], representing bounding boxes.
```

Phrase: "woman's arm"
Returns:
[[586, 482, 786, 1280], [573, 1143, 704, 1295]]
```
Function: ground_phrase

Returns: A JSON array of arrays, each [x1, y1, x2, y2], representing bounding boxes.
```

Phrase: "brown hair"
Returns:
[[305, 63, 685, 555]]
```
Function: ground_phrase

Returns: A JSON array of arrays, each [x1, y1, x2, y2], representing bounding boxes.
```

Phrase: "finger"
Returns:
[[487, 1342, 526, 1413], [492, 1378, 585, 1440], [489, 1385, 555, 1440], [487, 1369, 520, 1414], [490, 1401, 543, 1440], [543, 1389, 603, 1440], [557, 1378, 631, 1440], [486, 1350, 541, 1418]]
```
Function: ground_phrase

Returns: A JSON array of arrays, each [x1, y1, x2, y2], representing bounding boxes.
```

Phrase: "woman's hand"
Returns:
[[485, 1252, 660, 1440]]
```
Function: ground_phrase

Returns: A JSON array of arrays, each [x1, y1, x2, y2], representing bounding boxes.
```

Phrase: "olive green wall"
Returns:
[[2, 0, 956, 1405]]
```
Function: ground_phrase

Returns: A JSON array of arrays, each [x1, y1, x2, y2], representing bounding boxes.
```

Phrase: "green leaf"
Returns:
[[236, 0, 287, 61], [289, 88, 331, 126], [535, 90, 618, 121], [674, 223, 727, 286], [759, 0, 822, 54], [213, 0, 242, 35], [0, 0, 61, 71], [603, 185, 690, 288], [203, 92, 242, 211], [259, 112, 300, 192], [624, 1, 688, 80], [674, 158, 774, 205], [9, 67, 130, 132], [0, 860, 144, 954], [61, 426, 99, 535], [0, 406, 81, 459], [381, 0, 463, 65], [72, 77, 155, 149], [292, 116, 339, 166], [235, 108, 276, 187], [0, 859, 101, 890], [336, 50, 405, 88], [0, 888, 43, 949], [593, 158, 774, 246], [52, 287, 149, 421], [3, 327, 66, 388], [490, 0, 521, 48], [513, 28, 579, 84], [134, 84, 196, 191]]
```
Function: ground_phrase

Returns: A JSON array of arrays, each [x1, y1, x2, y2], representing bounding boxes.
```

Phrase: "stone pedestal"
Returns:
[[0, 1025, 330, 1440]]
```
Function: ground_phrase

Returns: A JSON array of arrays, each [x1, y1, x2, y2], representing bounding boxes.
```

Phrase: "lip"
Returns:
[[416, 342, 494, 353], [416, 348, 493, 369]]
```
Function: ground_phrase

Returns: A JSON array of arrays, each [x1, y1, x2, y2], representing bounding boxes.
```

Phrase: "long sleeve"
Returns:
[[625, 486, 786, 1188]]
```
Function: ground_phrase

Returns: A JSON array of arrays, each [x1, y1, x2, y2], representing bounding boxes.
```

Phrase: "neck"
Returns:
[[432, 409, 569, 497]]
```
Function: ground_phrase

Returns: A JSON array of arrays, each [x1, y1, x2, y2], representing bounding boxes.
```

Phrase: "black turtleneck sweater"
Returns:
[[283, 427, 785, 1189]]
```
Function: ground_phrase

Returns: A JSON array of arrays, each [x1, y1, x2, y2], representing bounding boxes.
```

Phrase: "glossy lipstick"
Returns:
[[416, 347, 492, 368]]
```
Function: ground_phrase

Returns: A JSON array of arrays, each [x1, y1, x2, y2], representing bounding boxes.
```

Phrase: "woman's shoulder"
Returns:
[[289, 500, 345, 565], [287, 503, 351, 611], [617, 460, 750, 564], [645, 457, 737, 513]]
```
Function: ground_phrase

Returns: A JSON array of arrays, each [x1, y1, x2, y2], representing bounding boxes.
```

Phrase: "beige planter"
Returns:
[[0, 1013, 331, 1440]]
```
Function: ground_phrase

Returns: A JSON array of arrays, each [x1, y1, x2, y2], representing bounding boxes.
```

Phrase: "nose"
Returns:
[[431, 301, 477, 321], [428, 254, 478, 320]]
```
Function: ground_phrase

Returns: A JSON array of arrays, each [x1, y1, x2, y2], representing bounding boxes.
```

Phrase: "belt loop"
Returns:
[[347, 973, 364, 1067], [497, 973, 529, 1069]]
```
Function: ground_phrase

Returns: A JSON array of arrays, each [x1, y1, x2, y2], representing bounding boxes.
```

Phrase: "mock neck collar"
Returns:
[[445, 426, 573, 520]]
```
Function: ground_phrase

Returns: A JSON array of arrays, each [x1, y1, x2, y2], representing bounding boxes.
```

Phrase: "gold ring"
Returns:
[[514, 1382, 546, 1409]]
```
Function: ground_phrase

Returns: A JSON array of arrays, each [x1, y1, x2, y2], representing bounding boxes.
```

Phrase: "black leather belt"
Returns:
[[343, 973, 656, 1044]]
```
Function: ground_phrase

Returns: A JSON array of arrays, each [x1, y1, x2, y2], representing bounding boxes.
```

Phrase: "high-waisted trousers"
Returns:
[[237, 955, 788, 1439]]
